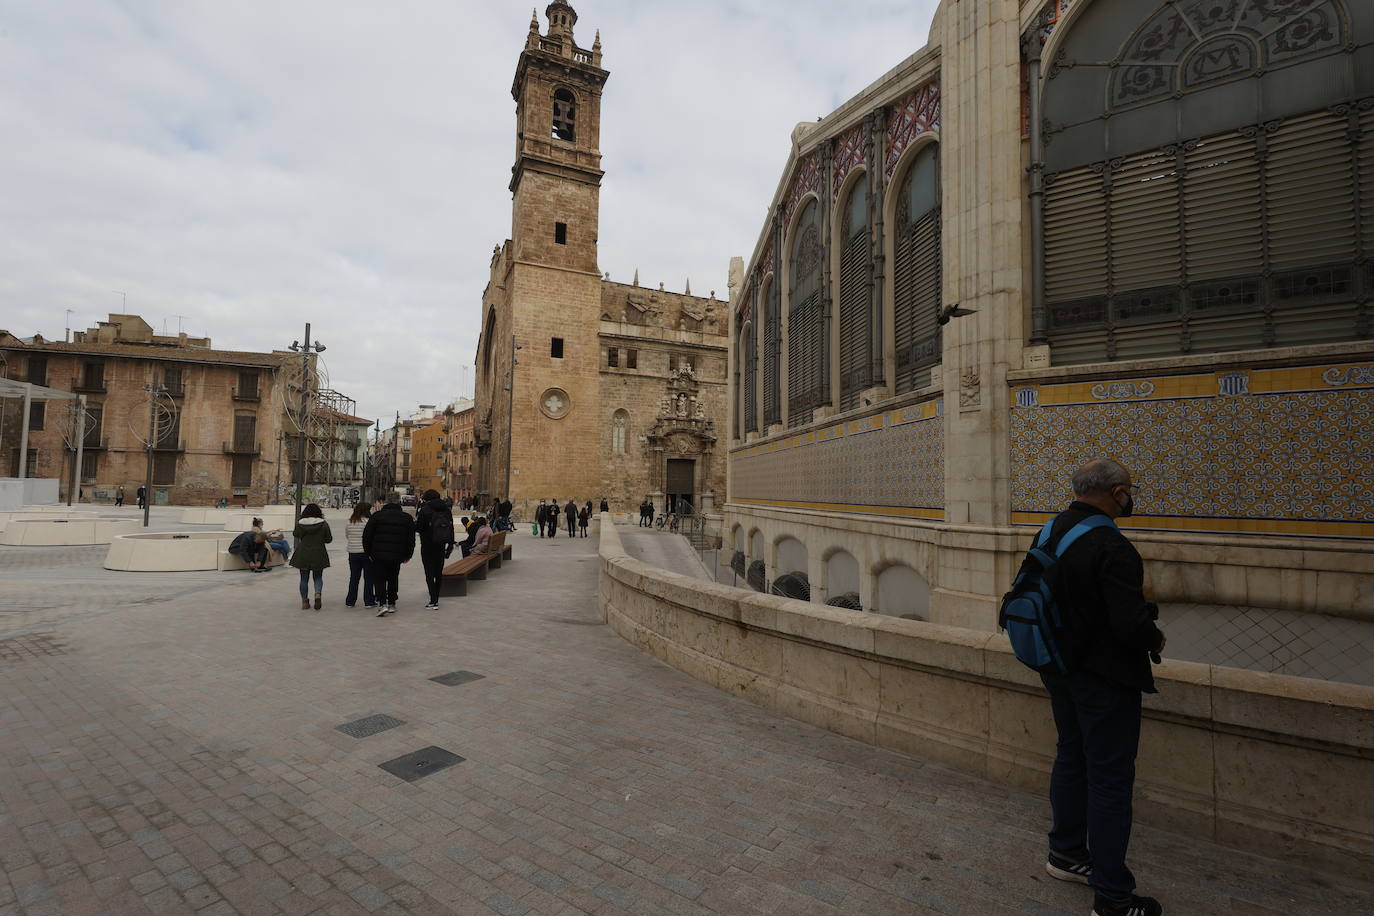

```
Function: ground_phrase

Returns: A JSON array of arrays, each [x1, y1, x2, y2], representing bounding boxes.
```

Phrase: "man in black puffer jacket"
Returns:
[[363, 497, 415, 616], [414, 489, 456, 610]]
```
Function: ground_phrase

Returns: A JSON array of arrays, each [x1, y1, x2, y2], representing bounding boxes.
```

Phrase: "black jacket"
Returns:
[[362, 504, 416, 562], [564, 502, 577, 524], [547, 503, 560, 519], [536, 504, 547, 523], [415, 498, 455, 550], [1015, 502, 1164, 692]]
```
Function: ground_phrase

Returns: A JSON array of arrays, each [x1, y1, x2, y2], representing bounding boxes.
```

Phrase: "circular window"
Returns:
[[539, 387, 571, 420]]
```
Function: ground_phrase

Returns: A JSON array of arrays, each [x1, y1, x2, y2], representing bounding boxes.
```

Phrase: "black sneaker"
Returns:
[[1046, 851, 1092, 885], [1092, 894, 1162, 916]]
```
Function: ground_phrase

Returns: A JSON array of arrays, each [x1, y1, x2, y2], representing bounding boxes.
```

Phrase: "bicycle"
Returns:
[[654, 513, 680, 532]]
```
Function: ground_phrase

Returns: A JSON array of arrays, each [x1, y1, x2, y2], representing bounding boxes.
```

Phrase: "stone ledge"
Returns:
[[598, 514, 1374, 874]]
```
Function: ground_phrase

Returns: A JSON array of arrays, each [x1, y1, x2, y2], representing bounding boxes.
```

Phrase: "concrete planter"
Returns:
[[1, 516, 142, 546], [104, 531, 286, 571]]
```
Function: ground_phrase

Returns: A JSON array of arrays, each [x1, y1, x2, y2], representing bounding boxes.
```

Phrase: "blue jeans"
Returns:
[[1041, 669, 1142, 902], [346, 553, 375, 606], [269, 538, 290, 562], [298, 568, 323, 599]]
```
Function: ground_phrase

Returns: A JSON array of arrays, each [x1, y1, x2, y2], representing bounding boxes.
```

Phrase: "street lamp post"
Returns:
[[288, 323, 326, 520]]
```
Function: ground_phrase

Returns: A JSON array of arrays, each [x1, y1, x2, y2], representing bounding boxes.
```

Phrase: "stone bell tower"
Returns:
[[482, 3, 610, 506]]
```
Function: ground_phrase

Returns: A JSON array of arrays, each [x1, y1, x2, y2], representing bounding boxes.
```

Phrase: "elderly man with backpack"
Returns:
[[1001, 458, 1167, 916], [414, 489, 456, 611]]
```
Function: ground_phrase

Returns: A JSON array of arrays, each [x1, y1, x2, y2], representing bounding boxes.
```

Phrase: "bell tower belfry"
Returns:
[[510, 2, 608, 276]]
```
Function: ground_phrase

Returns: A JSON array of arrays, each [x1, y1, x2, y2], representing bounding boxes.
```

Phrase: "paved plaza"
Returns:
[[1, 510, 1371, 915]]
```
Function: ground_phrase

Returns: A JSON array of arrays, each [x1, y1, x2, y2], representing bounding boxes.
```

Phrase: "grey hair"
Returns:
[[1072, 458, 1130, 497], [386, 494, 401, 505]]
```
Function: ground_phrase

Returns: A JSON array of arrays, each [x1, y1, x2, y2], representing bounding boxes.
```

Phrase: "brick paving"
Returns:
[[1, 509, 1371, 915]]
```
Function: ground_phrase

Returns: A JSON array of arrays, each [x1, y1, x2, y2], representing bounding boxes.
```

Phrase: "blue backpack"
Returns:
[[999, 514, 1117, 674]]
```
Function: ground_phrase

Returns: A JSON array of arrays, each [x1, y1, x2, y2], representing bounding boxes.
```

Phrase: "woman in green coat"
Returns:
[[290, 503, 333, 610]]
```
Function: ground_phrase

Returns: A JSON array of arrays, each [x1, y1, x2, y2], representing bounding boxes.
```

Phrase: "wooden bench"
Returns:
[[439, 531, 510, 597]]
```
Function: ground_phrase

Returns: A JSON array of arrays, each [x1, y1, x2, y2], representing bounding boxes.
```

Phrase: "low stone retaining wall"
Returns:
[[105, 532, 286, 571], [1, 517, 141, 546], [220, 511, 295, 533], [597, 516, 1374, 873]]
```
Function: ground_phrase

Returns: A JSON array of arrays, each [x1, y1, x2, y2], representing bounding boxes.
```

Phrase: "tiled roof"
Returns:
[[0, 339, 289, 368]]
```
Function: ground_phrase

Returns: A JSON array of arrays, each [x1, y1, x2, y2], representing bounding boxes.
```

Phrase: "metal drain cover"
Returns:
[[429, 670, 485, 687], [336, 714, 405, 739], [378, 746, 465, 782]]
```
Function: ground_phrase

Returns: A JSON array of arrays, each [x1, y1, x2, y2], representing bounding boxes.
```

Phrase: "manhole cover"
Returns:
[[378, 746, 465, 782], [429, 670, 485, 687], [335, 714, 405, 739]]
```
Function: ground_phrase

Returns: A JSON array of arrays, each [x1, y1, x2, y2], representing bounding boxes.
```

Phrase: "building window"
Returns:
[[612, 409, 628, 454], [555, 221, 568, 245], [669, 354, 676, 371], [231, 454, 253, 488], [788, 196, 825, 427], [156, 407, 181, 449], [551, 337, 564, 359], [80, 451, 99, 483], [233, 414, 256, 451], [26, 356, 47, 386], [79, 361, 105, 391], [626, 349, 637, 369], [762, 276, 780, 427], [553, 88, 576, 142], [607, 347, 618, 368], [163, 366, 183, 395], [236, 371, 260, 399], [153, 453, 177, 485], [28, 402, 44, 430], [741, 322, 757, 435], [83, 406, 102, 448], [838, 173, 874, 410], [10, 449, 38, 477], [893, 143, 942, 393]]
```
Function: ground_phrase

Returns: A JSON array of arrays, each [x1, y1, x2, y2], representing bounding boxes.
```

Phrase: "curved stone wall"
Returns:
[[1, 517, 141, 546], [105, 532, 286, 571], [221, 511, 294, 533], [598, 517, 1374, 872]]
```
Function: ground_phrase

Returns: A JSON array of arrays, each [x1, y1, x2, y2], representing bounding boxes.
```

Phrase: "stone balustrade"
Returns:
[[597, 515, 1374, 873]]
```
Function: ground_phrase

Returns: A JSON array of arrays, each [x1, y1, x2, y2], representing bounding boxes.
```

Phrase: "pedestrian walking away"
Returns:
[[344, 501, 376, 608], [362, 496, 416, 616], [414, 489, 456, 610], [1001, 458, 1166, 916], [535, 499, 548, 538], [579, 501, 591, 537], [290, 504, 333, 611], [136, 485, 147, 510], [545, 498, 560, 538], [564, 499, 578, 538]]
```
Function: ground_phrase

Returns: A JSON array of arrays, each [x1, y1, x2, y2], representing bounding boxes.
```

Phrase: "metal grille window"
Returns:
[[761, 277, 781, 427], [741, 323, 757, 434], [80, 451, 99, 483], [1039, 0, 1371, 362], [233, 414, 256, 451], [231, 455, 253, 488], [26, 356, 47, 385], [156, 407, 181, 449], [28, 402, 44, 430], [84, 407, 102, 447], [892, 144, 942, 393], [838, 175, 873, 410], [153, 453, 177, 485], [163, 365, 182, 394], [788, 198, 825, 428]]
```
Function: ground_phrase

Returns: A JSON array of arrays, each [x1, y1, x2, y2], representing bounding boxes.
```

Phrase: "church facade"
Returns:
[[725, 0, 1374, 636], [471, 3, 728, 519]]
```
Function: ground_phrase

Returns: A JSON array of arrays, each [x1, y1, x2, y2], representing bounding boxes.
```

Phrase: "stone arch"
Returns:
[[873, 562, 931, 620], [611, 408, 629, 455], [882, 136, 942, 394], [775, 535, 809, 578], [552, 86, 577, 142], [783, 193, 824, 428], [748, 527, 764, 562], [758, 272, 781, 429], [480, 308, 497, 380], [824, 548, 861, 604]]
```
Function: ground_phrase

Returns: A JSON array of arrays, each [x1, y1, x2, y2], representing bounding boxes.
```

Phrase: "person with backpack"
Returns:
[[415, 489, 456, 610], [290, 504, 332, 610], [1000, 458, 1166, 916], [363, 495, 415, 616]]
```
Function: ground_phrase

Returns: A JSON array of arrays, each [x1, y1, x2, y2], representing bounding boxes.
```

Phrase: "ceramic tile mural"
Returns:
[[732, 399, 944, 519], [1010, 362, 1374, 538]]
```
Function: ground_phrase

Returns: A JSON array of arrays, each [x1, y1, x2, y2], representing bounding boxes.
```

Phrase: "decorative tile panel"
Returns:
[[885, 82, 940, 179], [732, 398, 944, 519], [832, 122, 867, 201], [1010, 362, 1374, 538], [784, 154, 822, 227]]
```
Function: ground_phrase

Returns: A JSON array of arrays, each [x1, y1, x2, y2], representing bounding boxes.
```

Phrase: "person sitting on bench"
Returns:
[[470, 517, 494, 555], [228, 530, 271, 572]]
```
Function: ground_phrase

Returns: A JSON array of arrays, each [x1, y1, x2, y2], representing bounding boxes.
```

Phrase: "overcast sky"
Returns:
[[0, 1, 939, 423]]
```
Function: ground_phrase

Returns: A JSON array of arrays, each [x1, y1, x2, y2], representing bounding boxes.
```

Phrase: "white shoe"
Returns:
[[426, 602, 438, 610], [375, 605, 389, 617]]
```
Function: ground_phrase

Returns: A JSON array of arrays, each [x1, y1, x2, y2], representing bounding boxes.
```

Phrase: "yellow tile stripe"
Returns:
[[736, 498, 944, 520], [1013, 361, 1374, 407], [1011, 511, 1374, 539], [734, 398, 940, 459]]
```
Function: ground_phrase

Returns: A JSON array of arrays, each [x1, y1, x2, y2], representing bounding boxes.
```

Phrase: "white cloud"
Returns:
[[0, 0, 939, 421]]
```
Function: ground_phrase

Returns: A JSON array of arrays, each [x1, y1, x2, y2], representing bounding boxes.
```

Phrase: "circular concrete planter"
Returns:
[[104, 531, 287, 572], [180, 508, 234, 524], [1, 517, 142, 546], [221, 511, 295, 533]]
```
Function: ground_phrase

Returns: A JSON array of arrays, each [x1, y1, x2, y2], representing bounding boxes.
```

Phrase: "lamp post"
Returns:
[[288, 324, 326, 520]]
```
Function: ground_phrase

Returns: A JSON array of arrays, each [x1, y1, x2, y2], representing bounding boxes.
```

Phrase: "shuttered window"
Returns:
[[761, 277, 781, 427], [838, 176, 873, 411], [787, 199, 824, 428], [231, 455, 253, 488], [893, 144, 941, 394], [741, 324, 757, 435], [1044, 104, 1371, 363]]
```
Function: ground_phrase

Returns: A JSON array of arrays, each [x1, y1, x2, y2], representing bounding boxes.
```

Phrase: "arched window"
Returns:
[[480, 310, 496, 379], [892, 144, 941, 393], [611, 409, 628, 454], [740, 322, 757, 435], [838, 174, 873, 410], [553, 88, 576, 142], [787, 198, 824, 427], [761, 275, 781, 427], [1040, 0, 1371, 363]]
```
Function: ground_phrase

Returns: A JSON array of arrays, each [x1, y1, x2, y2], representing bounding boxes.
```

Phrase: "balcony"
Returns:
[[223, 441, 262, 456], [152, 440, 186, 453], [164, 384, 185, 398], [71, 375, 107, 394], [81, 437, 108, 452], [232, 385, 260, 402]]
